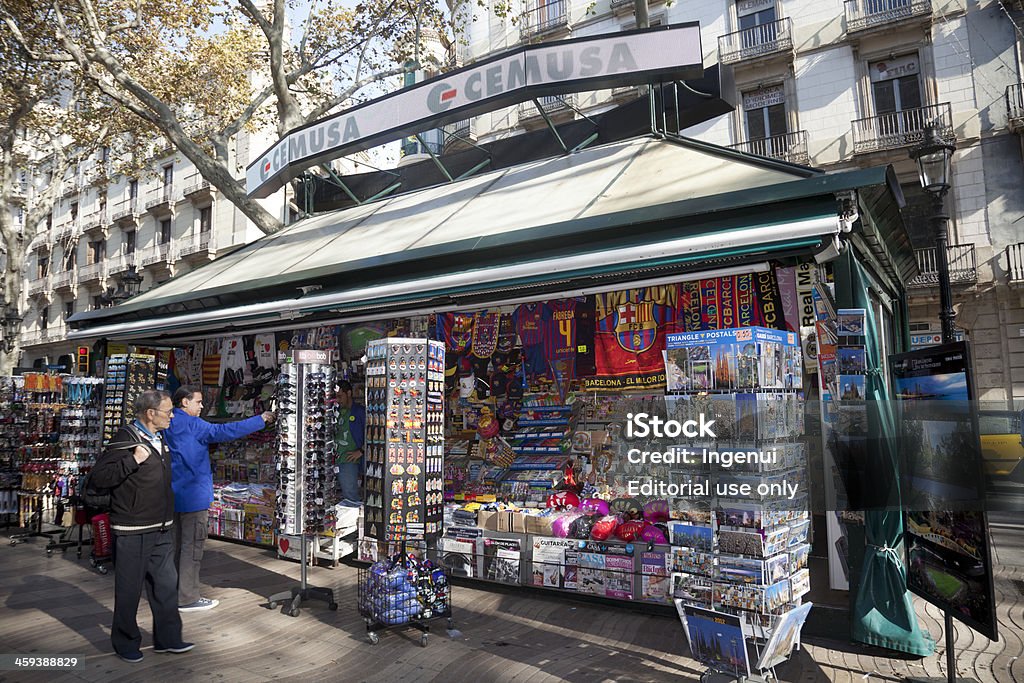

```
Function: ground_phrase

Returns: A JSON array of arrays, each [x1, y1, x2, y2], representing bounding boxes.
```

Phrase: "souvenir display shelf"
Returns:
[[363, 338, 445, 542]]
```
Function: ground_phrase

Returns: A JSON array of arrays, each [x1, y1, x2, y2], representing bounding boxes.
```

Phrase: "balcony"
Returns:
[[718, 18, 793, 66], [112, 199, 141, 226], [27, 276, 51, 297], [729, 131, 810, 165], [86, 164, 110, 186], [41, 325, 67, 343], [78, 261, 107, 285], [141, 242, 176, 268], [907, 244, 977, 288], [182, 174, 215, 203], [145, 186, 175, 215], [52, 219, 79, 243], [519, 0, 568, 40], [1008, 83, 1024, 133], [61, 175, 84, 198], [179, 232, 213, 262], [845, 0, 931, 33], [108, 252, 139, 275], [518, 94, 577, 123], [52, 270, 77, 293], [1007, 243, 1024, 284], [19, 330, 43, 347], [81, 210, 109, 238], [853, 102, 954, 154]]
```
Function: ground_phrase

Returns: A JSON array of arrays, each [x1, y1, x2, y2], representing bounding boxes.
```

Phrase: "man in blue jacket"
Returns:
[[165, 385, 275, 612]]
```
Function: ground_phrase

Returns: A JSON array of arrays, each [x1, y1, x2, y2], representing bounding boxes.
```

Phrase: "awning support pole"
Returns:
[[454, 158, 492, 181], [364, 182, 402, 203], [415, 134, 454, 182], [534, 99, 568, 153], [320, 164, 363, 205], [569, 132, 599, 154]]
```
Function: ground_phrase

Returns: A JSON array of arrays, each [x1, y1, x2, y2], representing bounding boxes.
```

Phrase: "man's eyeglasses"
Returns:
[[150, 408, 174, 416]]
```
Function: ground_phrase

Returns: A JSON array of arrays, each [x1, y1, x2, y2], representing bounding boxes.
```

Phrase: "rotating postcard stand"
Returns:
[[266, 350, 338, 617]]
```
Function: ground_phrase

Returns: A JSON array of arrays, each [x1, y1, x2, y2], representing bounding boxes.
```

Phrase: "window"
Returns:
[[900, 182, 939, 250], [46, 213, 52, 230], [737, 0, 776, 30], [101, 146, 110, 164], [64, 301, 74, 320], [129, 179, 138, 201], [870, 55, 922, 115], [159, 218, 172, 244], [124, 229, 136, 255], [736, 0, 778, 47], [88, 239, 105, 265], [743, 85, 787, 141], [40, 306, 49, 331], [92, 295, 103, 311], [37, 256, 49, 278], [162, 164, 173, 188], [63, 245, 76, 270], [70, 201, 78, 221], [199, 206, 212, 233]]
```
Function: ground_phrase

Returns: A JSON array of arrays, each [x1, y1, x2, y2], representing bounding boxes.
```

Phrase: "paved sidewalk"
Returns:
[[0, 532, 1020, 682]]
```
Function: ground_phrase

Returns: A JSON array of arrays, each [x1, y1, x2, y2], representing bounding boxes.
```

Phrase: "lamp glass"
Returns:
[[916, 148, 951, 194]]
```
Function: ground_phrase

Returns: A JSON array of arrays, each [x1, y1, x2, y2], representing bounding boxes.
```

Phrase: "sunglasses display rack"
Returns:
[[266, 350, 339, 617], [59, 378, 104, 465], [363, 338, 446, 542], [102, 354, 156, 444]]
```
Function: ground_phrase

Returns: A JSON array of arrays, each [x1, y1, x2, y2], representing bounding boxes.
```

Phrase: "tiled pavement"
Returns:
[[0, 530, 1021, 683]]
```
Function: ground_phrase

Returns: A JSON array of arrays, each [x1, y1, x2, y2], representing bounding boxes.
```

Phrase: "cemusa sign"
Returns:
[[247, 23, 702, 198]]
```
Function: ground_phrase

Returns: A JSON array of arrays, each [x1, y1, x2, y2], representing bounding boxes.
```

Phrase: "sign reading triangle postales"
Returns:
[[246, 23, 703, 198]]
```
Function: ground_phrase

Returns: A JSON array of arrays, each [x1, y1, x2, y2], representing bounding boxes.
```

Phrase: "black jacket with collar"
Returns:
[[90, 422, 175, 534]]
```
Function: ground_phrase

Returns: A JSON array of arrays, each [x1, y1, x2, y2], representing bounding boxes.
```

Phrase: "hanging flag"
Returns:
[[585, 286, 676, 391], [736, 273, 757, 327], [774, 266, 799, 333], [756, 270, 785, 330]]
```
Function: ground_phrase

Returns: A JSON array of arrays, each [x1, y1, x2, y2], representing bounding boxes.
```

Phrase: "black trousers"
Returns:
[[112, 528, 183, 655]]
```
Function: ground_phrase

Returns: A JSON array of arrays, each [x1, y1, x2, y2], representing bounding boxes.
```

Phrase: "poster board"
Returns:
[[889, 341, 997, 641]]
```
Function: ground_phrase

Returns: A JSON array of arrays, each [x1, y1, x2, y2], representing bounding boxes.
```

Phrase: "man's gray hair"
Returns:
[[135, 389, 171, 416]]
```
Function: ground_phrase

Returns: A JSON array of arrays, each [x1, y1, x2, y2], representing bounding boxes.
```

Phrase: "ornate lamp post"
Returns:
[[909, 123, 957, 343], [100, 265, 144, 306], [2, 306, 23, 353]]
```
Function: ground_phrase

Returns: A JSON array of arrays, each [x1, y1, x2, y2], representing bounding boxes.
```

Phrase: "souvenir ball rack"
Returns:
[[362, 338, 445, 542], [266, 350, 339, 617], [357, 549, 453, 647], [664, 327, 811, 679]]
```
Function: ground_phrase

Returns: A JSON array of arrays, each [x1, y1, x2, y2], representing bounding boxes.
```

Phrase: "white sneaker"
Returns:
[[178, 597, 219, 612]]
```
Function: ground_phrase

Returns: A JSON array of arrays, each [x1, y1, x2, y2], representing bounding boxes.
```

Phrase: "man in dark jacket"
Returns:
[[165, 385, 274, 611], [90, 389, 192, 663]]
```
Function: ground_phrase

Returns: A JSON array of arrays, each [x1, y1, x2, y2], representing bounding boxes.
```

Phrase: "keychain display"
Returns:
[[102, 354, 156, 443], [363, 338, 445, 542]]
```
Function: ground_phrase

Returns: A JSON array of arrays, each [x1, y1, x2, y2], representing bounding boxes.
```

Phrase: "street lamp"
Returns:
[[909, 123, 957, 343], [2, 306, 23, 353], [100, 265, 144, 306]]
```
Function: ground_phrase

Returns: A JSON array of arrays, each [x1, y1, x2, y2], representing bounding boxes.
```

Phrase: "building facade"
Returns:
[[447, 0, 1024, 404], [16, 130, 286, 370]]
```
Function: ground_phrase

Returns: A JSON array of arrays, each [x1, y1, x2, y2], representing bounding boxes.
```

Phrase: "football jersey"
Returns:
[[513, 303, 545, 347], [543, 298, 582, 379]]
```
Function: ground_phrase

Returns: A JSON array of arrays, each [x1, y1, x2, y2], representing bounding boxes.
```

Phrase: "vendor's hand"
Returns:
[[345, 449, 363, 463], [262, 411, 276, 425], [132, 445, 150, 465]]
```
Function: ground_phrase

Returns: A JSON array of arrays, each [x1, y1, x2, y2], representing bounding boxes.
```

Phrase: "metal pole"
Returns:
[[945, 610, 956, 683], [931, 191, 957, 343]]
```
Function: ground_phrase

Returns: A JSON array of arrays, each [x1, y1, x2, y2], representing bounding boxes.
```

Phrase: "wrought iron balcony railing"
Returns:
[[907, 244, 977, 288], [518, 93, 577, 121], [519, 0, 568, 40], [145, 186, 175, 212], [718, 18, 793, 65], [729, 131, 810, 165], [1006, 243, 1024, 283], [852, 102, 954, 154], [1007, 83, 1024, 132], [844, 0, 932, 33]]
